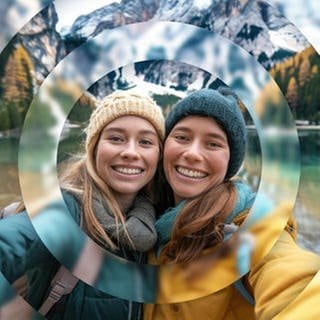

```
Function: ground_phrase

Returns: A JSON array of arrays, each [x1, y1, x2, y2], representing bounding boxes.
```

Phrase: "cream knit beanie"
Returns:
[[85, 90, 165, 155]]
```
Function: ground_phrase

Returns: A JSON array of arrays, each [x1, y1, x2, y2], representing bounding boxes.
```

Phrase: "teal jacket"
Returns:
[[0, 192, 144, 320]]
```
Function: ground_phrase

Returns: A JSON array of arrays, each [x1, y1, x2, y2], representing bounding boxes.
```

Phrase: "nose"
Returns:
[[183, 141, 203, 162], [120, 140, 140, 160]]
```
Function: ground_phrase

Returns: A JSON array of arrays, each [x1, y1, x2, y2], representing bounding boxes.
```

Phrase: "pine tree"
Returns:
[[69, 92, 96, 123], [0, 98, 10, 130]]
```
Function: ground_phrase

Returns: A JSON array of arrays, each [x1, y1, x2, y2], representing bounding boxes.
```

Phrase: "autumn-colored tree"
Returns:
[[270, 46, 320, 122], [298, 59, 310, 86], [310, 65, 318, 76], [286, 77, 298, 117], [1, 44, 34, 129]]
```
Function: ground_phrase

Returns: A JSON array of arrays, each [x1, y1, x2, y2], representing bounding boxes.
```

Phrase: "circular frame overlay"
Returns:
[[18, 21, 300, 303]]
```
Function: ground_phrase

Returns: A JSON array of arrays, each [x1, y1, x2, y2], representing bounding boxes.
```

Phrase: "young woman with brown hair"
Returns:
[[145, 87, 320, 320]]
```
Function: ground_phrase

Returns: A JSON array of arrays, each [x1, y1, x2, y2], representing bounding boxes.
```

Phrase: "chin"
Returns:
[[176, 190, 200, 200]]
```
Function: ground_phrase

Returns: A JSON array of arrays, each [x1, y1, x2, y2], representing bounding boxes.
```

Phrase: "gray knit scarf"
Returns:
[[92, 193, 157, 253]]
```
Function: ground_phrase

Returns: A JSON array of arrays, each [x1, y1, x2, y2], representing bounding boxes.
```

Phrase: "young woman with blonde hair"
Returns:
[[0, 90, 165, 320]]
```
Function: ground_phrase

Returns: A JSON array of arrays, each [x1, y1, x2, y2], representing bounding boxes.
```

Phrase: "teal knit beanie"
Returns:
[[165, 87, 246, 179]]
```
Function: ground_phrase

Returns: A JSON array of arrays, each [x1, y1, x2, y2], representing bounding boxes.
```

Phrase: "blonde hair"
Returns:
[[16, 91, 164, 250], [60, 90, 165, 250], [59, 157, 127, 250]]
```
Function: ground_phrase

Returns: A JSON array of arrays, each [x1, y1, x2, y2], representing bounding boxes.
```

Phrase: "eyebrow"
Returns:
[[172, 126, 228, 142], [102, 127, 158, 137], [207, 133, 228, 143]]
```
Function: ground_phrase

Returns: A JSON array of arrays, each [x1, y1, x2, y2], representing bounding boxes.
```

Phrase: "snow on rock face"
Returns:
[[5, 0, 312, 92], [68, 0, 309, 67]]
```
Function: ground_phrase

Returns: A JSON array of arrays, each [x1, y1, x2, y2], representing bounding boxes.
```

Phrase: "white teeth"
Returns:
[[176, 166, 207, 178], [115, 167, 142, 175]]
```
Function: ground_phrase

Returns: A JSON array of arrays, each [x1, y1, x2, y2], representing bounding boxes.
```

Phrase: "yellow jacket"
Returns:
[[144, 203, 320, 320]]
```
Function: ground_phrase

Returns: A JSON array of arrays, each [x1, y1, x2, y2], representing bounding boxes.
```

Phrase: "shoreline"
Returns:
[[1, 124, 320, 139], [295, 125, 320, 130], [246, 125, 320, 130]]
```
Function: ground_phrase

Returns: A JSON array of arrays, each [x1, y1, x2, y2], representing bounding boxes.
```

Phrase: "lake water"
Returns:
[[0, 127, 319, 254], [245, 128, 320, 254]]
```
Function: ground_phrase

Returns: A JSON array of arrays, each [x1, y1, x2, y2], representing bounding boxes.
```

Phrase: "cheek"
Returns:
[[163, 150, 170, 173], [95, 153, 104, 175], [214, 152, 230, 173], [146, 148, 160, 169], [95, 143, 112, 170], [95, 145, 105, 161], [163, 142, 175, 167], [163, 147, 176, 182]]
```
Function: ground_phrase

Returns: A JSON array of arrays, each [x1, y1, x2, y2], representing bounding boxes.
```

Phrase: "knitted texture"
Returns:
[[85, 90, 165, 155], [165, 87, 246, 178]]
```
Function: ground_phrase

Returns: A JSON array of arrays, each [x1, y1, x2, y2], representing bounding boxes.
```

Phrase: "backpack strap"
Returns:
[[1, 201, 80, 316], [0, 202, 20, 218], [38, 265, 79, 316], [38, 190, 83, 315], [234, 278, 255, 305]]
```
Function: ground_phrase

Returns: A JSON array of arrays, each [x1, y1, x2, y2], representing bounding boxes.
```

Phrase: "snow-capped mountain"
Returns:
[[268, 0, 320, 53], [1, 0, 314, 93], [67, 0, 309, 68], [17, 3, 66, 80], [0, 0, 51, 52]]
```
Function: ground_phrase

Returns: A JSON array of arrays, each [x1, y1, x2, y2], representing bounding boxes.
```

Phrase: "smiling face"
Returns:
[[95, 115, 160, 204], [163, 116, 230, 204]]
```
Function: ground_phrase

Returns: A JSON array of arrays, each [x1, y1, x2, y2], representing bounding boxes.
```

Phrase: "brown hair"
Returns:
[[61, 91, 165, 250], [59, 129, 163, 251], [14, 91, 166, 250], [13, 156, 136, 249], [160, 180, 237, 263], [59, 157, 115, 249]]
